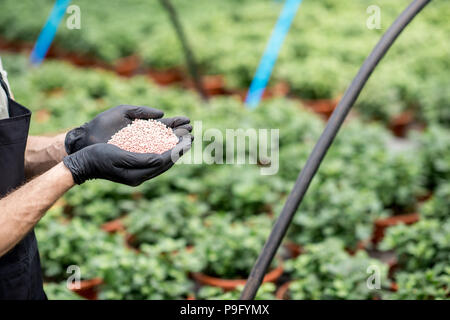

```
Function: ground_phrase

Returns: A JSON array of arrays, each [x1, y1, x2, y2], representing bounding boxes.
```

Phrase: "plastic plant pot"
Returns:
[[68, 278, 103, 300], [100, 218, 126, 233], [389, 111, 414, 138], [302, 97, 339, 120], [185, 75, 227, 96], [114, 55, 141, 77], [147, 68, 184, 86], [100, 219, 139, 252], [390, 282, 399, 292], [192, 263, 284, 292], [283, 241, 303, 259], [124, 233, 140, 253], [275, 281, 291, 300], [372, 213, 420, 244]]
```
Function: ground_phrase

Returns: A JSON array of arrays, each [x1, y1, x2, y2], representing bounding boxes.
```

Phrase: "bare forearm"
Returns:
[[0, 162, 74, 257], [25, 133, 67, 179]]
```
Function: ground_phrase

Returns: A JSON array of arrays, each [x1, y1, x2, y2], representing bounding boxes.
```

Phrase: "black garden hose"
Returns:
[[240, 0, 432, 300], [159, 0, 209, 102]]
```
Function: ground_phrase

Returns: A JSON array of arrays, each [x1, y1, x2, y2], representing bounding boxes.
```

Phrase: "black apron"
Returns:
[[0, 74, 46, 300]]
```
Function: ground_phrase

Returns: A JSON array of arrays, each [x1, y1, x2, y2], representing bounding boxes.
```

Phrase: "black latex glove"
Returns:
[[65, 105, 192, 154], [63, 134, 193, 186]]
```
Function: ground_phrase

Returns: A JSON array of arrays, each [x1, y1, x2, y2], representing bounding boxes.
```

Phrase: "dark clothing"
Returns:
[[0, 82, 46, 299]]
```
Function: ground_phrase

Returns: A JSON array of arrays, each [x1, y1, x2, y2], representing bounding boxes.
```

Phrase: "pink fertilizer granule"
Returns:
[[108, 119, 178, 154]]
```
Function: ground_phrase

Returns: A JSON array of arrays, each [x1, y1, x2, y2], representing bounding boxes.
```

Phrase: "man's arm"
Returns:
[[25, 133, 67, 179], [0, 163, 74, 257]]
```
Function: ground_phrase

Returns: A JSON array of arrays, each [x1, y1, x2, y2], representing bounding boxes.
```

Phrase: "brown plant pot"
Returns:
[[148, 69, 184, 86], [200, 75, 227, 96], [68, 278, 103, 300], [231, 82, 290, 103], [100, 219, 140, 252], [302, 98, 339, 120], [389, 111, 414, 138], [346, 239, 370, 256], [192, 264, 284, 291], [275, 281, 291, 300], [124, 233, 140, 253], [390, 282, 398, 292], [283, 241, 303, 258], [0, 37, 33, 52], [259, 82, 290, 100], [35, 109, 51, 124], [62, 51, 108, 69], [271, 82, 290, 97], [372, 213, 420, 244], [100, 218, 125, 233], [114, 55, 141, 77], [417, 191, 433, 203], [231, 89, 247, 102]]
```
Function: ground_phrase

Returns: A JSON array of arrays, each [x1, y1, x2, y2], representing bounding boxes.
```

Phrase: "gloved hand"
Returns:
[[65, 105, 192, 154], [63, 134, 193, 186]]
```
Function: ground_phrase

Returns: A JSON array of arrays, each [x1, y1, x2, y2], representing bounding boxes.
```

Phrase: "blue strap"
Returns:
[[30, 0, 72, 66], [245, 0, 303, 109]]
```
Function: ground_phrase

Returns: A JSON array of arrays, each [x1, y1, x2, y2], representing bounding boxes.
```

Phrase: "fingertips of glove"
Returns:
[[158, 116, 190, 128], [65, 125, 88, 154], [160, 134, 193, 165], [124, 105, 164, 120], [173, 124, 193, 137]]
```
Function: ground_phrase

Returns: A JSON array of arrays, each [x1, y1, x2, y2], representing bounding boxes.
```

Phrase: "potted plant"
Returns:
[[288, 180, 385, 251], [68, 278, 103, 300], [35, 216, 123, 281], [191, 214, 283, 291], [44, 282, 85, 300], [420, 182, 450, 221], [114, 55, 141, 77], [88, 239, 197, 300], [386, 264, 449, 300], [123, 194, 208, 247], [197, 283, 276, 300], [372, 213, 420, 244], [64, 179, 132, 225], [280, 239, 390, 300], [197, 166, 284, 219], [419, 125, 450, 189], [379, 219, 450, 272]]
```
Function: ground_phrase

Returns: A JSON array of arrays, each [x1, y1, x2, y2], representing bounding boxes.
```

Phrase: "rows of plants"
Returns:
[[3, 53, 448, 299], [0, 0, 449, 126]]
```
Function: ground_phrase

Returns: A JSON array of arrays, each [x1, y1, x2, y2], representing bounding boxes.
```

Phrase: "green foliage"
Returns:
[[36, 216, 123, 280], [124, 194, 208, 246], [1, 50, 446, 298], [419, 125, 450, 189], [193, 214, 275, 279], [197, 166, 284, 219], [290, 180, 384, 249], [44, 282, 85, 300], [197, 283, 276, 300], [421, 183, 450, 221], [89, 239, 196, 300], [285, 239, 389, 300], [388, 264, 450, 300], [1, 0, 449, 124], [64, 180, 135, 224], [327, 122, 423, 210], [380, 219, 450, 272]]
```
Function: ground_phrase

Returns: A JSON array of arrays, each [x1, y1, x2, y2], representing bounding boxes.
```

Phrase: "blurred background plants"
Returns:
[[0, 0, 448, 300]]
